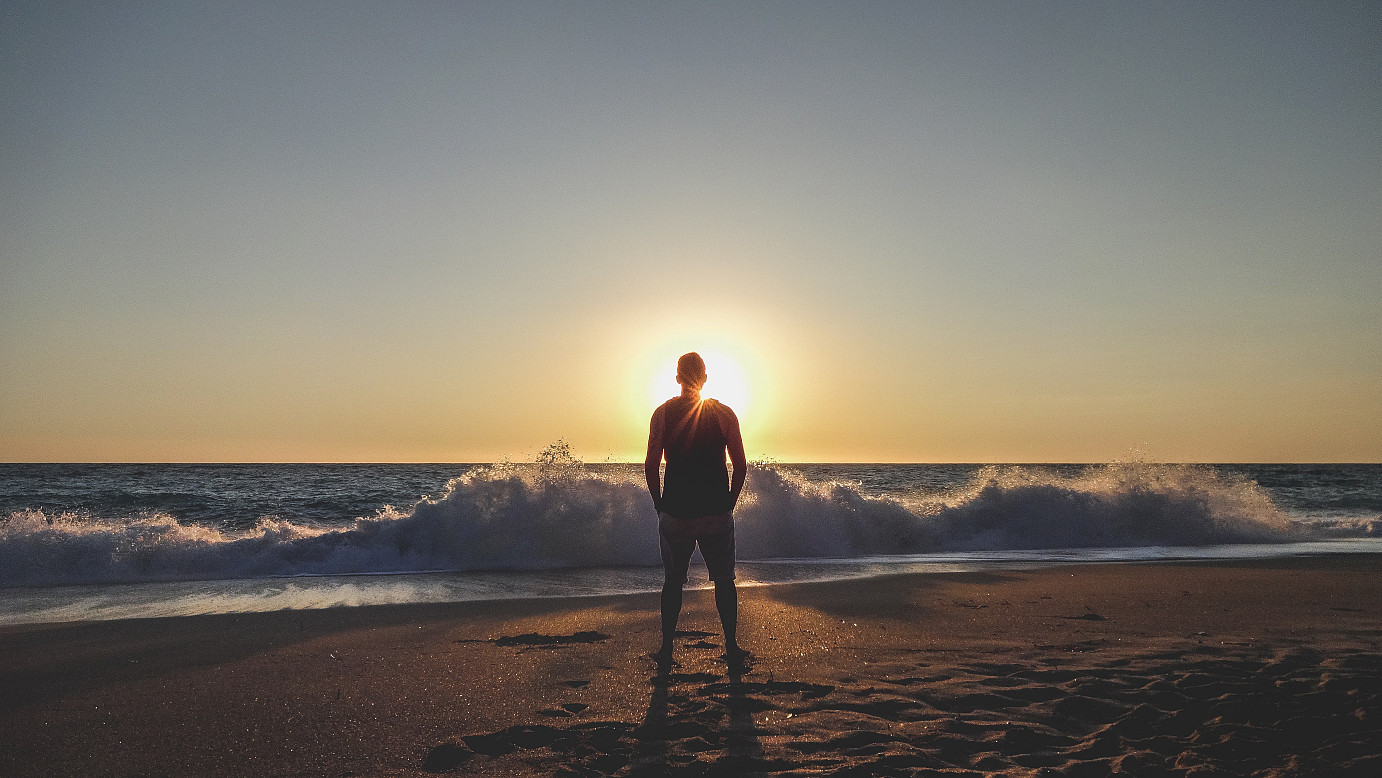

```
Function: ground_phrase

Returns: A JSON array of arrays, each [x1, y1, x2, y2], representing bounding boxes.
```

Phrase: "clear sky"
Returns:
[[2, 1, 1379, 463]]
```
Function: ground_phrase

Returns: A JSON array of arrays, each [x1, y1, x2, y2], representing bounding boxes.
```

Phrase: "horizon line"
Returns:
[[4, 460, 1380, 466]]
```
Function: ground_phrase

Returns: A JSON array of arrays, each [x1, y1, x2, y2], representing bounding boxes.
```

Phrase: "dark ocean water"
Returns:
[[2, 462, 1379, 624]]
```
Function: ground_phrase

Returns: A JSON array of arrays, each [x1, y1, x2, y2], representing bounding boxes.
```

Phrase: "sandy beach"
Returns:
[[3, 555, 1380, 777]]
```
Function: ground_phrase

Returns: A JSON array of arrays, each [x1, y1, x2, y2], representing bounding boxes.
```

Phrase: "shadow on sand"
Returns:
[[422, 651, 791, 775]]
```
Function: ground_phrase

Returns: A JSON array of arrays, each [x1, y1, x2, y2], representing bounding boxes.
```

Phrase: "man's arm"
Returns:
[[722, 406, 747, 512], [644, 405, 665, 512]]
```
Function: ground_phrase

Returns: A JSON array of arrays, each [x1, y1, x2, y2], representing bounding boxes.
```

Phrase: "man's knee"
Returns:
[[664, 566, 690, 588]]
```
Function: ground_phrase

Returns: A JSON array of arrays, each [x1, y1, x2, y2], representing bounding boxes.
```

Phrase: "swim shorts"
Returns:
[[658, 510, 735, 583]]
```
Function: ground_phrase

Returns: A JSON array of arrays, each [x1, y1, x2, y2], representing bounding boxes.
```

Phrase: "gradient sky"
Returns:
[[2, 1, 1379, 463]]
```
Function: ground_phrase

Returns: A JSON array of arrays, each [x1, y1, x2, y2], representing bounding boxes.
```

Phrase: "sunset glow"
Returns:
[[1, 3, 1379, 463], [619, 317, 780, 457]]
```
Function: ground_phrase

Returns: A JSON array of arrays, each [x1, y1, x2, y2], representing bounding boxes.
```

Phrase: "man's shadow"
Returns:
[[630, 678, 671, 774], [718, 661, 768, 771], [629, 656, 766, 775]]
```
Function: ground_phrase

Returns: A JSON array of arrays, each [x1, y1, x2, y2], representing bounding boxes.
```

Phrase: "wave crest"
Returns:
[[924, 463, 1298, 550], [1, 461, 1371, 587]]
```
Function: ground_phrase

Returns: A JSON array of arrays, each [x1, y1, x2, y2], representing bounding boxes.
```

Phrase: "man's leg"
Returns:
[[660, 577, 684, 654], [657, 522, 693, 662], [700, 526, 744, 659], [713, 579, 738, 651]]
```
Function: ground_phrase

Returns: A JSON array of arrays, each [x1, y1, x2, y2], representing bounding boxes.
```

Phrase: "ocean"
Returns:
[[2, 460, 1379, 625]]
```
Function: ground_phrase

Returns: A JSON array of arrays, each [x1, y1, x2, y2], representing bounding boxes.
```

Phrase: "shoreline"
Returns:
[[3, 555, 1381, 775], [6, 539, 1381, 627]]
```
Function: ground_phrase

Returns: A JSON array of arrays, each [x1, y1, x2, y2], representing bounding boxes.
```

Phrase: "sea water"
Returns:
[[1, 461, 1379, 625]]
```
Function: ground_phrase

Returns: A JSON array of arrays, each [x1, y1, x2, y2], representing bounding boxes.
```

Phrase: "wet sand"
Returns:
[[3, 555, 1381, 776]]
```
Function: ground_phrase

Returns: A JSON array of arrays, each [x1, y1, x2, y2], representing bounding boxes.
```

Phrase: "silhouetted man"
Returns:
[[645, 352, 748, 670]]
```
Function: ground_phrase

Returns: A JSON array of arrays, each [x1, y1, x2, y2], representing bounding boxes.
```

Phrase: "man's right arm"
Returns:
[[644, 405, 665, 512]]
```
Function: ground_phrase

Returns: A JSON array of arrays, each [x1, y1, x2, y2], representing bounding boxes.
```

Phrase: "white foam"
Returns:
[[2, 462, 1375, 587]]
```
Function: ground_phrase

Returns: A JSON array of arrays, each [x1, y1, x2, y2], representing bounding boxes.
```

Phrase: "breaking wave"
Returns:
[[2, 461, 1375, 587]]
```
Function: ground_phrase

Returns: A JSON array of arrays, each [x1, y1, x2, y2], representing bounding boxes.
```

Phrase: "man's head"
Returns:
[[676, 352, 707, 390]]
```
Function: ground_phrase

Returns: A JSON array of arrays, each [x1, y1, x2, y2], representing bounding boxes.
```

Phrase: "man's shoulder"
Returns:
[[650, 397, 684, 425], [704, 398, 737, 418]]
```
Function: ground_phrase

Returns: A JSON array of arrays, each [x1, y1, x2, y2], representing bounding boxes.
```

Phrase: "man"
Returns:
[[645, 352, 748, 669]]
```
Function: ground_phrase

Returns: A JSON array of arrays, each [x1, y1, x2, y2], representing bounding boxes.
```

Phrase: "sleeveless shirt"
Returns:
[[659, 396, 731, 519]]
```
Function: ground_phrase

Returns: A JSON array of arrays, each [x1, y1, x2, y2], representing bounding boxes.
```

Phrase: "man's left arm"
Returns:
[[723, 406, 747, 512]]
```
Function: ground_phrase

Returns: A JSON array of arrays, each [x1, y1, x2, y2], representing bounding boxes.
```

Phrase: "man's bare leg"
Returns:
[[714, 579, 743, 658], [658, 578, 682, 665]]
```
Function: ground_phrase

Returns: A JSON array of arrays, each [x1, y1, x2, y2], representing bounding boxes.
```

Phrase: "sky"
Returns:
[[2, 1, 1379, 463]]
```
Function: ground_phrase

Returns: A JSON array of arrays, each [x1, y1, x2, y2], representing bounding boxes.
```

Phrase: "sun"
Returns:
[[646, 348, 753, 415], [618, 320, 779, 453]]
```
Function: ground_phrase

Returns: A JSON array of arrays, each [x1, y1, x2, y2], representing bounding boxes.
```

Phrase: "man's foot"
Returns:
[[652, 644, 676, 673], [722, 644, 752, 670]]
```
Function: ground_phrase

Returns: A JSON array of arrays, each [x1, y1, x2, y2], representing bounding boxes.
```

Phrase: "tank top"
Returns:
[[659, 396, 731, 519]]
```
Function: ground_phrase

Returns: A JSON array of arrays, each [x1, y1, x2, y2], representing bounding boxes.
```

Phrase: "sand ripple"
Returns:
[[428, 645, 1382, 776]]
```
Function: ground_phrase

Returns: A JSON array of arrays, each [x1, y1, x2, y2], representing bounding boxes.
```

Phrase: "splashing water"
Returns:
[[1, 459, 1375, 588]]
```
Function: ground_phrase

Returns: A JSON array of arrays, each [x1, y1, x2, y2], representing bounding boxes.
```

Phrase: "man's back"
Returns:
[[658, 396, 732, 520]]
